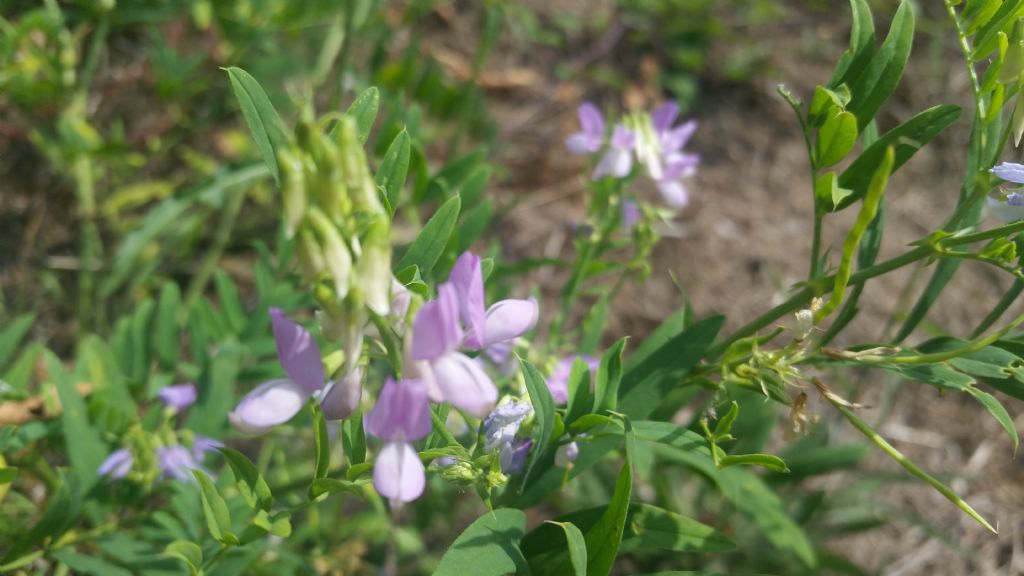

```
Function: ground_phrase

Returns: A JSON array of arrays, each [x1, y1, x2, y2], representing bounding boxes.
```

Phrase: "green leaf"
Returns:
[[971, 0, 1024, 61], [846, 0, 915, 130], [312, 400, 330, 481], [564, 357, 593, 426], [224, 67, 288, 184], [966, 386, 1019, 452], [829, 0, 876, 88], [1, 472, 82, 564], [308, 478, 366, 499], [163, 540, 203, 576], [47, 353, 105, 493], [343, 411, 366, 466], [51, 551, 133, 576], [0, 313, 34, 371], [376, 129, 411, 216], [154, 282, 181, 369], [578, 461, 631, 575], [397, 194, 461, 276], [0, 467, 17, 485], [344, 87, 380, 144], [434, 509, 528, 576], [579, 297, 610, 355], [457, 198, 494, 252], [214, 270, 247, 333], [521, 359, 555, 490], [817, 110, 858, 167], [186, 344, 240, 436], [219, 447, 273, 512], [192, 469, 235, 545], [619, 315, 724, 419], [624, 307, 689, 373], [718, 453, 790, 473], [835, 105, 961, 211], [594, 337, 627, 413], [545, 521, 587, 576]]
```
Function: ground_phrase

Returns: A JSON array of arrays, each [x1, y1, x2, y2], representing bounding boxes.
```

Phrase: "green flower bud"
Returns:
[[307, 208, 353, 300], [279, 149, 306, 239], [354, 218, 391, 315], [297, 229, 326, 282]]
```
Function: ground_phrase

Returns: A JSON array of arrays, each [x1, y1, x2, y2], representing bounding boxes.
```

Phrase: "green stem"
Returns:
[[823, 385, 995, 533], [972, 279, 1024, 338], [72, 155, 100, 332], [329, 0, 356, 112], [809, 212, 824, 279], [184, 187, 247, 306]]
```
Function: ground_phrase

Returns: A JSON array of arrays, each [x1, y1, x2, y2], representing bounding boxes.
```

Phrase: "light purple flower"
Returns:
[[320, 367, 363, 420], [411, 251, 538, 418], [229, 378, 310, 435], [192, 436, 224, 461], [991, 162, 1024, 183], [566, 102, 605, 155], [98, 448, 133, 479], [482, 401, 532, 451], [546, 355, 599, 404], [593, 125, 635, 180], [158, 383, 197, 411], [271, 307, 324, 396], [555, 441, 579, 468], [500, 438, 532, 474], [158, 445, 201, 481], [366, 378, 432, 502]]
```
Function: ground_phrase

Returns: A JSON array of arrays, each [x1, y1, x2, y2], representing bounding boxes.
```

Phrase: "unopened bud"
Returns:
[[279, 149, 306, 238], [297, 229, 326, 281], [555, 442, 579, 468], [308, 208, 352, 300], [355, 219, 391, 315]]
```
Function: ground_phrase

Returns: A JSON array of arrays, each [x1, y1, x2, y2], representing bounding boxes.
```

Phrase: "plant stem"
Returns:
[[329, 0, 357, 112], [809, 212, 823, 278], [184, 187, 247, 306]]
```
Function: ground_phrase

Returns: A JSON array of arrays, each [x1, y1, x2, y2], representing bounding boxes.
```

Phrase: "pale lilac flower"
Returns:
[[230, 308, 362, 434], [191, 436, 224, 461], [320, 367, 363, 420], [566, 102, 605, 154], [158, 445, 201, 481], [411, 252, 538, 418], [593, 125, 635, 180], [98, 449, 133, 479], [366, 378, 432, 502], [500, 438, 532, 474], [988, 163, 1024, 221], [555, 441, 579, 468], [482, 401, 532, 452], [158, 383, 197, 411], [545, 355, 599, 404]]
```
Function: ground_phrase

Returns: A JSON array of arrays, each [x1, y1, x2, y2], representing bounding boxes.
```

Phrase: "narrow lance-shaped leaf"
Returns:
[[193, 469, 238, 545], [344, 87, 380, 144], [219, 447, 273, 512], [225, 67, 289, 184], [846, 0, 915, 130], [376, 129, 411, 216], [521, 359, 555, 491], [397, 194, 461, 276], [594, 337, 627, 413]]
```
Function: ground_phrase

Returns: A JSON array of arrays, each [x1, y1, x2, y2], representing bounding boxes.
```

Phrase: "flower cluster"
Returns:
[[98, 383, 223, 483], [567, 101, 700, 208]]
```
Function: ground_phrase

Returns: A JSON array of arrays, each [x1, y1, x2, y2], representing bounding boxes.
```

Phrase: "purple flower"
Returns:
[[366, 378, 432, 502], [229, 378, 309, 435], [482, 401, 532, 452], [319, 367, 363, 421], [98, 449, 133, 479], [500, 438, 533, 474], [270, 308, 323, 396], [555, 441, 579, 468], [593, 125, 635, 180], [158, 383, 197, 411], [158, 445, 201, 481], [991, 162, 1024, 183], [566, 102, 605, 155], [192, 436, 224, 461], [411, 251, 538, 418], [545, 355, 599, 404]]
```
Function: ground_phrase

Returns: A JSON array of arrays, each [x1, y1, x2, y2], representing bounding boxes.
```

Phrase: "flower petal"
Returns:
[[987, 195, 1024, 222], [411, 283, 464, 360], [365, 378, 432, 442], [320, 367, 364, 420], [610, 124, 635, 150], [657, 179, 690, 208], [228, 378, 308, 435], [157, 383, 198, 410], [991, 162, 1024, 184], [483, 298, 538, 347], [592, 148, 633, 180], [373, 441, 425, 502], [98, 449, 133, 479], [652, 101, 680, 134], [578, 102, 605, 139], [271, 308, 324, 395], [449, 252, 487, 349], [566, 133, 600, 155], [432, 352, 498, 418], [662, 120, 698, 153]]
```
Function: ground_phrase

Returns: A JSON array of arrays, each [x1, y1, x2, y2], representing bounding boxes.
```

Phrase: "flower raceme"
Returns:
[[567, 101, 700, 208], [411, 251, 538, 418], [229, 308, 361, 435]]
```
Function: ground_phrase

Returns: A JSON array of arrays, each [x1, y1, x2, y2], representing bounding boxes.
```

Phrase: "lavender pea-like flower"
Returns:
[[988, 162, 1024, 222], [98, 448, 134, 479], [365, 377, 432, 502], [229, 308, 360, 435], [566, 102, 606, 155], [157, 383, 197, 411]]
